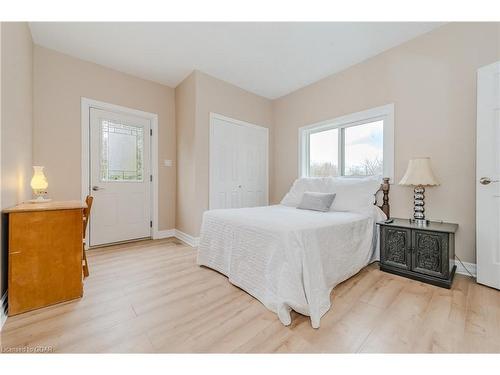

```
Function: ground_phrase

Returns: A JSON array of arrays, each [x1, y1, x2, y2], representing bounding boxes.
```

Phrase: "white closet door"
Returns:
[[476, 60, 500, 290], [209, 115, 268, 210], [239, 124, 268, 207]]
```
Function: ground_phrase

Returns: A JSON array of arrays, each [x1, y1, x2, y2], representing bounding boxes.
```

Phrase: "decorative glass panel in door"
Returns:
[[100, 121, 144, 182]]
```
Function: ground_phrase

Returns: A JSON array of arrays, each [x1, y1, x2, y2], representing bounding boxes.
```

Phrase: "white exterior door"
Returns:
[[209, 115, 268, 210], [89, 108, 151, 246], [476, 61, 500, 290]]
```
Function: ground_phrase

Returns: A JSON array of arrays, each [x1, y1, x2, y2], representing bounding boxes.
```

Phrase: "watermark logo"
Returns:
[[1, 345, 54, 353]]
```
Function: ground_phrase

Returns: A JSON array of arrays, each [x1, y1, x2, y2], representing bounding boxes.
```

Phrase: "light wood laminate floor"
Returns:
[[1, 239, 499, 353]]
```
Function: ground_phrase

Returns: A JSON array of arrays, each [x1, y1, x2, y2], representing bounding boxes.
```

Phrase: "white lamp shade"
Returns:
[[30, 166, 48, 190], [399, 158, 439, 186]]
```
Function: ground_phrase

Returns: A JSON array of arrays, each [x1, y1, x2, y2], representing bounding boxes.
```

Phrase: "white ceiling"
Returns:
[[29, 22, 443, 99]]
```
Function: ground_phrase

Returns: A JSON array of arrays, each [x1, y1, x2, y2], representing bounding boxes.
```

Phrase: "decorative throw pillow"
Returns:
[[297, 192, 336, 212]]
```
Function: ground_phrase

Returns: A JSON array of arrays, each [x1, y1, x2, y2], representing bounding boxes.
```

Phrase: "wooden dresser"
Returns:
[[4, 200, 86, 316]]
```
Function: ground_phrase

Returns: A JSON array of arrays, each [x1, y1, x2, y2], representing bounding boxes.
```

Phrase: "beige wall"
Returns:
[[1, 22, 33, 296], [33, 46, 176, 231], [175, 72, 197, 235], [272, 22, 500, 264], [175, 71, 273, 236]]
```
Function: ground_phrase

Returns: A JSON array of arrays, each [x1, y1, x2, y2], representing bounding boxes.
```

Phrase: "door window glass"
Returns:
[[100, 120, 144, 181]]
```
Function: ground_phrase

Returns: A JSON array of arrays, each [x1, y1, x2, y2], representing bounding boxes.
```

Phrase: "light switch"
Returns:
[[164, 160, 173, 167]]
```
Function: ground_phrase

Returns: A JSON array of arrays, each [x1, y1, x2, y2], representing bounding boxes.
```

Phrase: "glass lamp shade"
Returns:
[[30, 166, 48, 190], [30, 166, 50, 202]]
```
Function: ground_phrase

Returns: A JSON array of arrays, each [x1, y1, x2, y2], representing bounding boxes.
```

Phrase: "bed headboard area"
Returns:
[[374, 177, 390, 218]]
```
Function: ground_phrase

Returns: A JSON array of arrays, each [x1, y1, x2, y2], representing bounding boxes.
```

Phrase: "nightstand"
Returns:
[[377, 218, 458, 289]]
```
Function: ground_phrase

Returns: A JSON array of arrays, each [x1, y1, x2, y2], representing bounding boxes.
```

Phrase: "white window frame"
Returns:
[[298, 103, 394, 181]]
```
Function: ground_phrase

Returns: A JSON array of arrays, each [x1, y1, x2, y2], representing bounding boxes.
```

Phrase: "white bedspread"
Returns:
[[197, 204, 386, 328]]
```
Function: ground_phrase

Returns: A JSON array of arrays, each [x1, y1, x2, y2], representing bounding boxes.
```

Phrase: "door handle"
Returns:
[[479, 177, 499, 185], [92, 186, 104, 191]]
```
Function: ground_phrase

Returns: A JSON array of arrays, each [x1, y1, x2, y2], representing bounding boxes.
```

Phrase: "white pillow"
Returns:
[[329, 176, 382, 211], [280, 177, 336, 207], [280, 175, 383, 211], [297, 192, 336, 212]]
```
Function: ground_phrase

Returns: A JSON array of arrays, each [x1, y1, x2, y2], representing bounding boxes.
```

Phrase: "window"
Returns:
[[344, 120, 383, 176], [100, 120, 144, 181], [309, 128, 339, 177], [300, 104, 394, 180]]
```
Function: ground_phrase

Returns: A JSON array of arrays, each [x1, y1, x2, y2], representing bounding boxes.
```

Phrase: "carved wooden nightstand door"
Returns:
[[380, 227, 411, 270], [411, 230, 449, 279]]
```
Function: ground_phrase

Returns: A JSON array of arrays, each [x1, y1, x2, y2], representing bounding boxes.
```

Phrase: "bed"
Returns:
[[197, 176, 390, 328]]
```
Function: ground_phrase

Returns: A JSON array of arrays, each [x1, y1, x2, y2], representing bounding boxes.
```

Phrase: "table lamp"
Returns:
[[29, 166, 51, 203], [399, 157, 439, 225]]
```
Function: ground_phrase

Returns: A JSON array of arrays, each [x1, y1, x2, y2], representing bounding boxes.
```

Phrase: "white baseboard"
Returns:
[[154, 229, 176, 239], [455, 260, 477, 278], [174, 230, 200, 247], [0, 291, 7, 332], [153, 228, 199, 247]]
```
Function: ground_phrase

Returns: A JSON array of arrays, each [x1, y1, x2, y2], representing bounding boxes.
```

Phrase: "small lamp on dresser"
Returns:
[[399, 157, 439, 226], [29, 166, 51, 203]]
